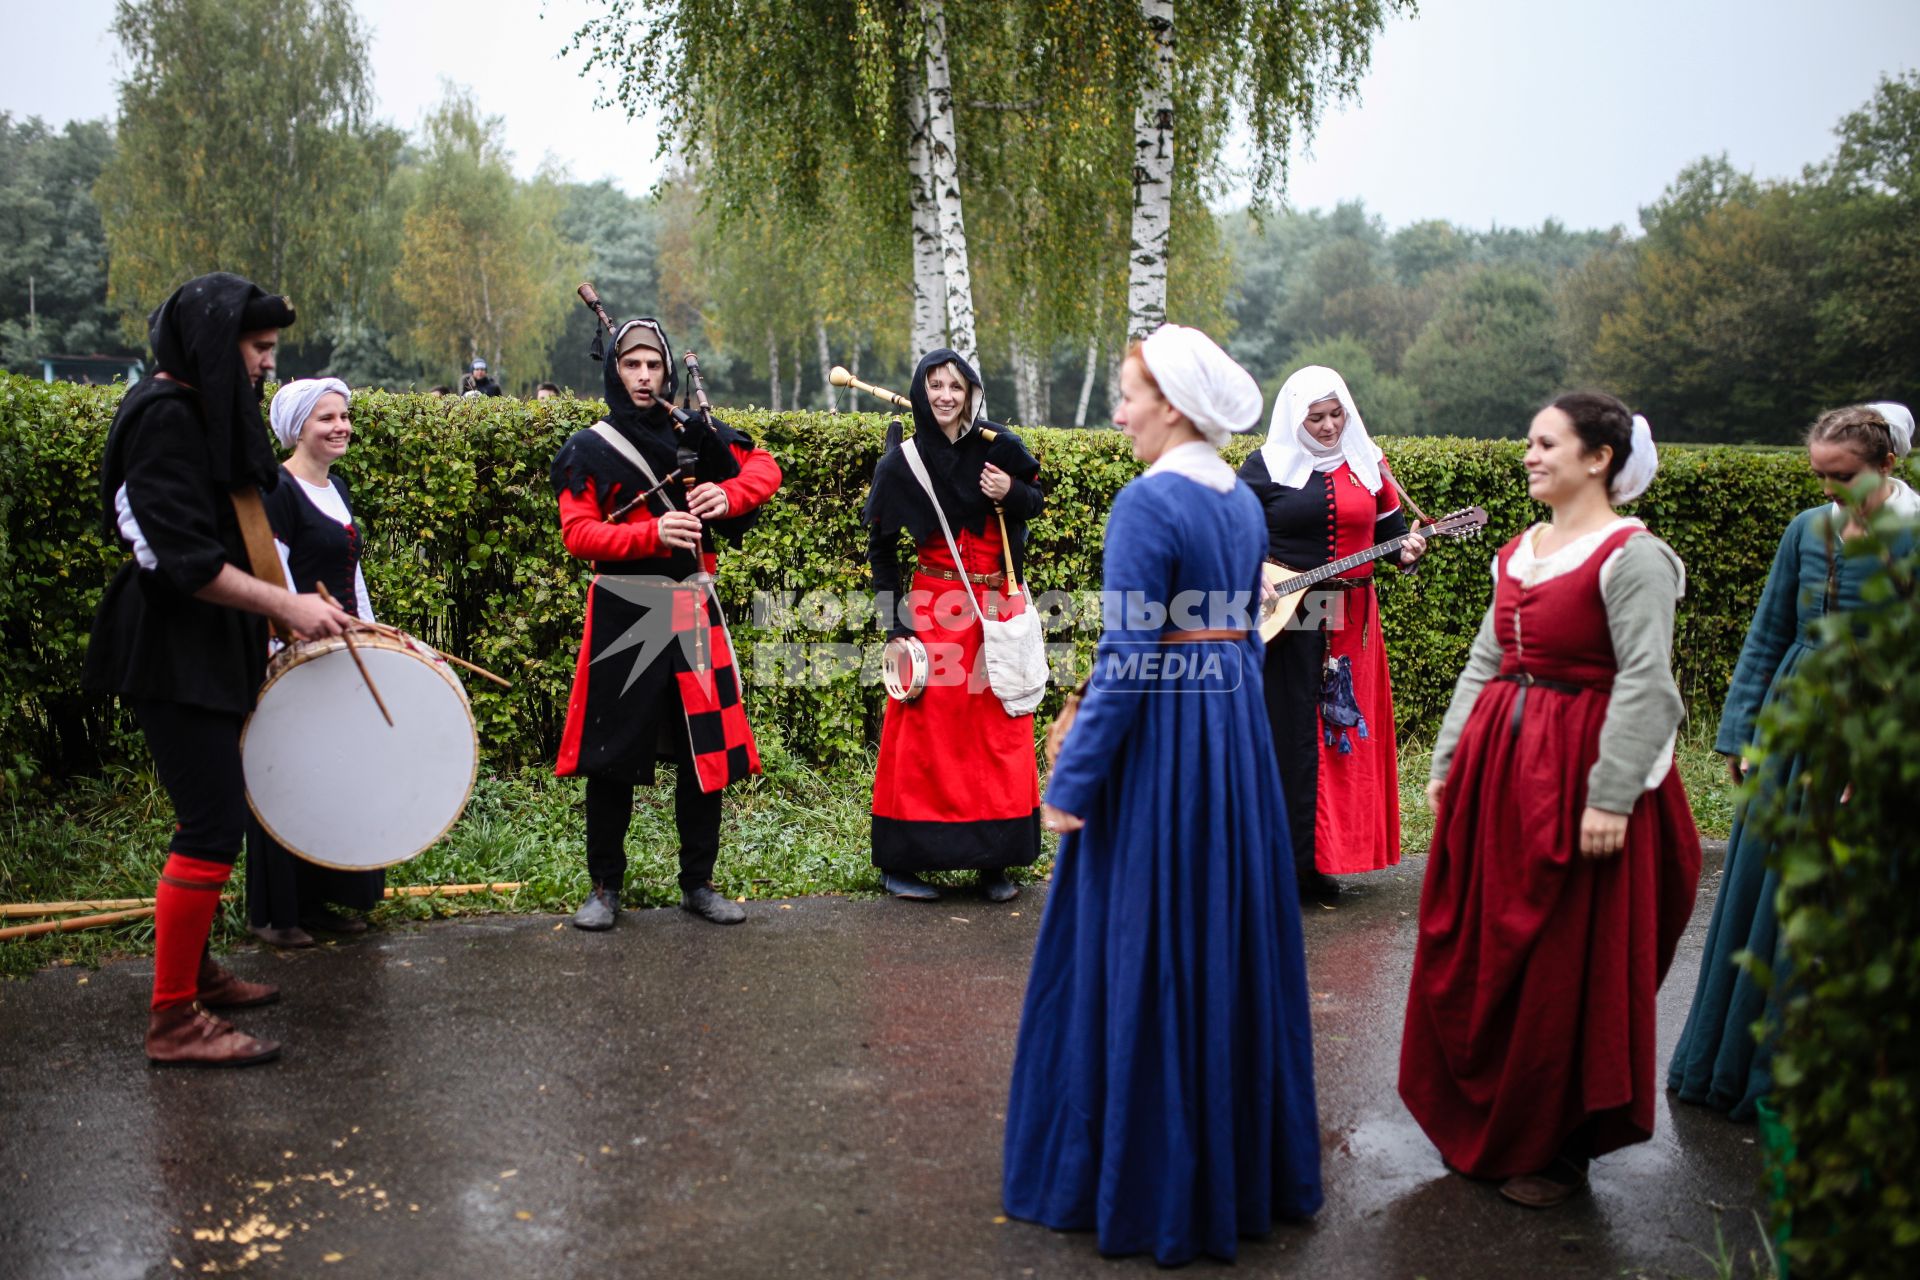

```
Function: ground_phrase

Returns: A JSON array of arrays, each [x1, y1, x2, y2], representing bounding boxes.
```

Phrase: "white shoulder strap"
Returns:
[[589, 421, 663, 490], [900, 438, 987, 625]]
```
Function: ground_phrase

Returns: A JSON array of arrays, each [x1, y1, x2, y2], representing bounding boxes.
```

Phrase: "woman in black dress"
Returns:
[[248, 378, 385, 946]]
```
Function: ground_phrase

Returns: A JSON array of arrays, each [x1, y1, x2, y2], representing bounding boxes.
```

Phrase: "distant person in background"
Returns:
[[462, 358, 504, 397], [1668, 401, 1917, 1122], [535, 382, 562, 400], [428, 385, 453, 398], [1239, 365, 1426, 905], [247, 377, 385, 949]]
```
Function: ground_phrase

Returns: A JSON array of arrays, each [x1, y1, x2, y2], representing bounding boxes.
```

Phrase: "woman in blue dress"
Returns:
[[1002, 325, 1323, 1265], [1668, 401, 1917, 1119]]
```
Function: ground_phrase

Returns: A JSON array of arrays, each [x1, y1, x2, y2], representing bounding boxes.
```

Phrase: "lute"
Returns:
[[1257, 506, 1489, 642]]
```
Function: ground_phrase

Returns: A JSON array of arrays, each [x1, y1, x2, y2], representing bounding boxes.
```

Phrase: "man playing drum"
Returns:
[[85, 273, 356, 1067], [550, 316, 782, 930]]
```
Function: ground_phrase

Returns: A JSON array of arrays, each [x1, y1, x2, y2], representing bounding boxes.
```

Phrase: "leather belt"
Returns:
[[1160, 628, 1250, 643], [915, 561, 1005, 587], [1493, 671, 1607, 737]]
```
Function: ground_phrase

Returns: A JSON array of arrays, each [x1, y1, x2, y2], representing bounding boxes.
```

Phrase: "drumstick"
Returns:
[[357, 621, 513, 689], [316, 583, 395, 727]]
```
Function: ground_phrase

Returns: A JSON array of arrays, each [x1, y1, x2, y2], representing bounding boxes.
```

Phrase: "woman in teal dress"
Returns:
[[1668, 401, 1917, 1119]]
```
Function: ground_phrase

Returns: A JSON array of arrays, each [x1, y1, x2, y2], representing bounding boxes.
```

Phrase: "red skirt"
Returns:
[[870, 540, 1041, 872], [1398, 680, 1701, 1177], [1317, 582, 1399, 873]]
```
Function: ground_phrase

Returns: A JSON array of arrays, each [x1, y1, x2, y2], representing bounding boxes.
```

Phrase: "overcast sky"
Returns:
[[6, 0, 1917, 234]]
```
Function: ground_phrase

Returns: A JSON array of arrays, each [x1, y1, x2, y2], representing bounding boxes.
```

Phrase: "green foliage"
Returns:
[[0, 115, 128, 374], [1581, 74, 1920, 443], [94, 0, 402, 351], [1400, 267, 1566, 438], [1745, 498, 1919, 1278], [389, 90, 586, 388], [1275, 334, 1421, 435], [1, 374, 1826, 790]]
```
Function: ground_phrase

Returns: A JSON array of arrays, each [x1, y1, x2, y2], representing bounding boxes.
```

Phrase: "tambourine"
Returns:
[[882, 635, 929, 703]]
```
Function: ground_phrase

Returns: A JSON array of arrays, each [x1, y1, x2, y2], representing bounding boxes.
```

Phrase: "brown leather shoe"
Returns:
[[249, 923, 315, 949], [197, 953, 279, 1008], [145, 1002, 281, 1067]]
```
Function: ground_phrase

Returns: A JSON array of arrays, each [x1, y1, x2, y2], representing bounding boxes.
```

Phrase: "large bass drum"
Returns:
[[242, 631, 478, 870]]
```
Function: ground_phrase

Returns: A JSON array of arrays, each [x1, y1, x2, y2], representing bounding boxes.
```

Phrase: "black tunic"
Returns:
[[83, 382, 269, 715], [862, 348, 1043, 638], [1237, 449, 1409, 877], [262, 468, 365, 609]]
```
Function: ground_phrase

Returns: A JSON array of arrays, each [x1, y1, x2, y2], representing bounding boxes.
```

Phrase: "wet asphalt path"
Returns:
[[0, 846, 1767, 1279]]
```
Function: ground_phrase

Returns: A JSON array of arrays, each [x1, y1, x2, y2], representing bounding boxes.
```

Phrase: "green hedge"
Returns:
[[0, 373, 1828, 788]]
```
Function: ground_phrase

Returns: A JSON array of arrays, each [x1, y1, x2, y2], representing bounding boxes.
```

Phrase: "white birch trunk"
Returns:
[[1010, 336, 1040, 425], [816, 320, 838, 413], [767, 330, 782, 412], [790, 347, 802, 411], [1074, 336, 1100, 427], [906, 66, 946, 361], [1126, 0, 1175, 339], [1106, 343, 1124, 424], [921, 0, 979, 377]]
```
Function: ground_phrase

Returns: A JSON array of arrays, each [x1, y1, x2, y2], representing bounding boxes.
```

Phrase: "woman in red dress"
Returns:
[[1238, 366, 1426, 903], [1399, 392, 1701, 1208], [864, 350, 1043, 902]]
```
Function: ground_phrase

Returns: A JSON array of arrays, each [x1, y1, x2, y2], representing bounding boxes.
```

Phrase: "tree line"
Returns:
[[0, 0, 1912, 443]]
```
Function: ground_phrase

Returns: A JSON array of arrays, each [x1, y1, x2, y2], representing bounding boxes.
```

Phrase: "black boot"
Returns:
[[881, 871, 940, 901], [979, 869, 1020, 903]]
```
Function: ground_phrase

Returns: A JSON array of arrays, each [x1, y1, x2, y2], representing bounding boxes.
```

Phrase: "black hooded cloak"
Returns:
[[862, 349, 1043, 636], [84, 273, 297, 715]]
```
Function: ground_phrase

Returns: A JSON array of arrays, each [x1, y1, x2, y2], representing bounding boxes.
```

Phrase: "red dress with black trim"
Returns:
[[551, 417, 782, 792], [1239, 452, 1407, 876], [1398, 526, 1701, 1177], [869, 520, 1042, 871]]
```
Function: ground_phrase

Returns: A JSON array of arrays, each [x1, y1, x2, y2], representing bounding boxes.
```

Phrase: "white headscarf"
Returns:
[[1138, 324, 1263, 449], [1867, 401, 1914, 457], [268, 377, 351, 451], [1610, 414, 1659, 504], [1259, 365, 1385, 493]]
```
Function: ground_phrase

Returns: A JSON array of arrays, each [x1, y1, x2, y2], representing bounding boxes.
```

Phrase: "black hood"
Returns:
[[602, 318, 680, 436], [908, 348, 983, 438], [99, 272, 292, 523]]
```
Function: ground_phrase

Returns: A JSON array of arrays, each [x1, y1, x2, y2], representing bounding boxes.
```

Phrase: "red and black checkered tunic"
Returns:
[[552, 415, 782, 792]]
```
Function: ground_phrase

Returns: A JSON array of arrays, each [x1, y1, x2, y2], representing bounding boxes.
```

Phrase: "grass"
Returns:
[[3, 721, 1735, 981]]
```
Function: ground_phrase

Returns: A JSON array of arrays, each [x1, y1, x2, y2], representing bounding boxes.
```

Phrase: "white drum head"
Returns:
[[243, 638, 477, 869]]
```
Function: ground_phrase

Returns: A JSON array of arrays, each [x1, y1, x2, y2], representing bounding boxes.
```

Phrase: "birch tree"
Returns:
[[906, 66, 946, 360], [919, 0, 979, 373], [1116, 0, 1415, 339], [1127, 0, 1176, 338]]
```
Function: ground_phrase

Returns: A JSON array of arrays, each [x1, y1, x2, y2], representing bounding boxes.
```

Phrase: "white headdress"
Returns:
[[268, 377, 351, 451], [1259, 365, 1384, 493], [1609, 414, 1659, 504], [1138, 325, 1264, 448], [1866, 401, 1914, 457]]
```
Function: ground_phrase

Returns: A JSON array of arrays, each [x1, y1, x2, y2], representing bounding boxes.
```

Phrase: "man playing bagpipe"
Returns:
[[550, 315, 782, 929]]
